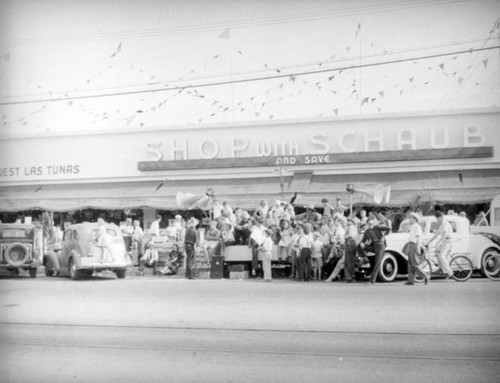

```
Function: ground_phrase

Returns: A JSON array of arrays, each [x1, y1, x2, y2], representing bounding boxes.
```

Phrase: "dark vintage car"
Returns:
[[0, 223, 42, 278], [44, 222, 132, 280]]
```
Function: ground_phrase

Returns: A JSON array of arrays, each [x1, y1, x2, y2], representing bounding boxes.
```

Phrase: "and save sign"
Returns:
[[137, 147, 493, 171]]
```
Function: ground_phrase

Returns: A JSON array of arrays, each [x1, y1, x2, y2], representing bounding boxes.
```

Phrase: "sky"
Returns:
[[0, 0, 499, 136]]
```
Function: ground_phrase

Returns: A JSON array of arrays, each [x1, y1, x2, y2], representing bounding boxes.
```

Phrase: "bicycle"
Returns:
[[416, 245, 473, 282], [482, 250, 500, 281]]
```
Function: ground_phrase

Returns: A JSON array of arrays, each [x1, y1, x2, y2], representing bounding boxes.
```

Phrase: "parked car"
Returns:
[[44, 222, 132, 280], [0, 223, 42, 278], [373, 215, 500, 282]]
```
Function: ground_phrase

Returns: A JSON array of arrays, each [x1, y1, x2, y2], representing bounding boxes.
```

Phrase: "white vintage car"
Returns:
[[376, 215, 500, 282], [44, 222, 132, 280]]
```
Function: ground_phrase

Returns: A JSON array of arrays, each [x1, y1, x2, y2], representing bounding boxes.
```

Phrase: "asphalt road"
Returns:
[[0, 271, 499, 383]]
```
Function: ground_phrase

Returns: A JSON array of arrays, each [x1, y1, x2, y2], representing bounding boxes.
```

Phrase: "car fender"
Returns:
[[69, 249, 83, 270], [467, 236, 500, 269]]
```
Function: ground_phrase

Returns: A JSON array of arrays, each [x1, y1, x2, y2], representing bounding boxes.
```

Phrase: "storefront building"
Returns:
[[1, 107, 499, 227]]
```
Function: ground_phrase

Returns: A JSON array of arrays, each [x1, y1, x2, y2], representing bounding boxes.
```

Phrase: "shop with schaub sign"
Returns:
[[0, 107, 499, 226]]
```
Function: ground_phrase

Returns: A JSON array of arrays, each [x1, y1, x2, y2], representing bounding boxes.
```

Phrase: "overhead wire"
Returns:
[[0, 0, 467, 47], [1, 44, 498, 106]]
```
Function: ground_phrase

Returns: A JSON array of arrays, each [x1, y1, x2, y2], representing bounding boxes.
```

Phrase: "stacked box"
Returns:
[[230, 270, 249, 279], [228, 264, 249, 272], [195, 267, 211, 279]]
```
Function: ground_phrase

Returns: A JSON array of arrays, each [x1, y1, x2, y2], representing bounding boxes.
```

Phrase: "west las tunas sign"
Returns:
[[138, 125, 493, 171]]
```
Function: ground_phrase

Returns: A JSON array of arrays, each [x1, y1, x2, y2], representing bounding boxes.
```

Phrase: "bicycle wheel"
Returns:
[[415, 259, 432, 283], [482, 251, 500, 281], [450, 255, 473, 282]]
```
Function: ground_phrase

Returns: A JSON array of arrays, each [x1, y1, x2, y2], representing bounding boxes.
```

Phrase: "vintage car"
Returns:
[[44, 222, 132, 280], [0, 223, 42, 278], [374, 215, 500, 282]]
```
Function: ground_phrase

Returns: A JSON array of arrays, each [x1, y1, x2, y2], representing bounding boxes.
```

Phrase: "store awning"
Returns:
[[0, 168, 499, 212]]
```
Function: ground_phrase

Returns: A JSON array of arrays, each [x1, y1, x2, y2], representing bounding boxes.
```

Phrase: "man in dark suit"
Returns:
[[184, 217, 199, 279]]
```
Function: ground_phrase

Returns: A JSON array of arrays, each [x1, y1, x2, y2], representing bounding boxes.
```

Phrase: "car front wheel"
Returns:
[[69, 258, 80, 280], [378, 253, 398, 282]]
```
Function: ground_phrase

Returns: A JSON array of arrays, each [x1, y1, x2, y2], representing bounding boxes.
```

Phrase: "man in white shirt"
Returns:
[[405, 212, 429, 285], [149, 215, 162, 238], [427, 211, 453, 278]]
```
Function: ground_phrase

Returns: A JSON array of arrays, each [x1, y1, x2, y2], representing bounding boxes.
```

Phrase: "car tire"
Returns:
[[4, 242, 30, 267], [378, 252, 398, 282], [44, 264, 55, 277], [481, 248, 500, 279], [28, 267, 37, 278], [115, 269, 127, 279], [69, 258, 80, 280]]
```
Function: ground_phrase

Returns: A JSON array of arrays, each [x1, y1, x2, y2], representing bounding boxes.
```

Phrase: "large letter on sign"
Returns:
[[398, 129, 416, 150], [200, 140, 220, 159], [231, 138, 248, 157], [464, 126, 485, 147]]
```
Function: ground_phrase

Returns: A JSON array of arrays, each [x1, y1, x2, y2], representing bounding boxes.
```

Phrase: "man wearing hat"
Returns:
[[357, 216, 391, 284], [184, 217, 199, 279], [404, 212, 429, 285]]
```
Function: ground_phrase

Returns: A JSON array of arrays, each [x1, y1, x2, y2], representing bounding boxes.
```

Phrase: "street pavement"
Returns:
[[0, 269, 499, 382]]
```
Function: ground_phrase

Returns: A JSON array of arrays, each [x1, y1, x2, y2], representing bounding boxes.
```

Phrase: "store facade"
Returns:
[[1, 107, 499, 226]]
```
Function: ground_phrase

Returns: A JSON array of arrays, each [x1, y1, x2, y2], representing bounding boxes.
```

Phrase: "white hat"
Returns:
[[175, 215, 182, 220], [409, 212, 420, 221]]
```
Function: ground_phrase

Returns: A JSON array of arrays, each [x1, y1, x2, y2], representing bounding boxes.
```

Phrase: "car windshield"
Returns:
[[90, 227, 118, 240], [1, 228, 30, 238]]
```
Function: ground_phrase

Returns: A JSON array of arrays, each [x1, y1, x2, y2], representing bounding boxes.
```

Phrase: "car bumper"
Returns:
[[78, 258, 131, 269], [0, 259, 41, 268]]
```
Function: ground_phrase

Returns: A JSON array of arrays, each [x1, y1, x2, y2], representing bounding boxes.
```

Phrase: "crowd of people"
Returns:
[[121, 197, 492, 283], [123, 197, 404, 283]]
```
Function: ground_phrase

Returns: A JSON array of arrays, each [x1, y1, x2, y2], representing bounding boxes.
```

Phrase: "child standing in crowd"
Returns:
[[288, 225, 302, 279], [297, 223, 314, 282], [278, 220, 293, 261], [259, 229, 274, 282], [311, 232, 323, 280]]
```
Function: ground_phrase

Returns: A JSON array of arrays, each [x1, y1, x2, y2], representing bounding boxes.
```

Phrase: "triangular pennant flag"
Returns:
[[457, 77, 464, 85], [439, 63, 444, 70], [333, 108, 339, 115], [218, 28, 230, 39], [378, 91, 384, 98], [409, 77, 414, 83], [355, 22, 361, 38], [482, 59, 488, 68]]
